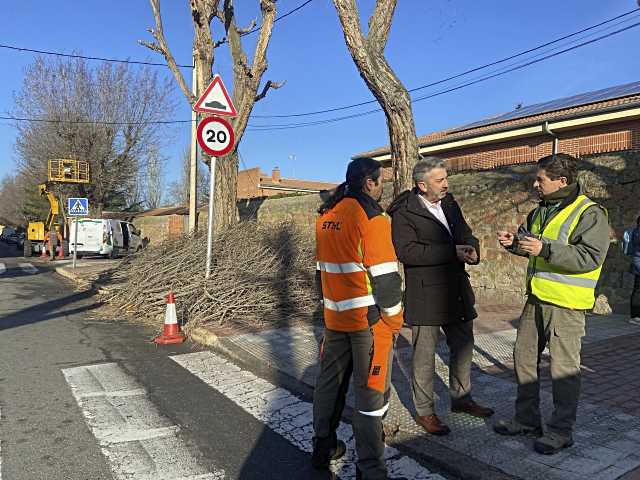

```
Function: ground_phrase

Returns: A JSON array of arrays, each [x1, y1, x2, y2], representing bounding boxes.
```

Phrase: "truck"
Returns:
[[24, 183, 68, 257], [69, 218, 143, 258]]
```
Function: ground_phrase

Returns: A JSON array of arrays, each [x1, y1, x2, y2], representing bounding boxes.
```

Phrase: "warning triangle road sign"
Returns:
[[193, 74, 237, 117]]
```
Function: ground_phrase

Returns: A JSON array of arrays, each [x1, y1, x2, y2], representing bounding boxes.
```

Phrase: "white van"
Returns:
[[69, 219, 142, 258]]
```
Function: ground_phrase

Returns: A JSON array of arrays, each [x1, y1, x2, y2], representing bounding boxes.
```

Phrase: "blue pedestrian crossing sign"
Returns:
[[67, 197, 89, 217]]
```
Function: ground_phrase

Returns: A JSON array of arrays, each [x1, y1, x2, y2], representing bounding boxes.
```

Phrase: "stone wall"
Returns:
[[240, 151, 640, 311], [133, 214, 188, 244]]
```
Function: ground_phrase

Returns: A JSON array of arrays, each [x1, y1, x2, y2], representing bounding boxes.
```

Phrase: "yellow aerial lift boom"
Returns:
[[24, 159, 90, 258]]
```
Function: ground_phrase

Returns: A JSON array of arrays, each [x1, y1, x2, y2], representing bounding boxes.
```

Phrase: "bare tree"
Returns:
[[13, 56, 176, 217], [143, 146, 165, 209], [0, 175, 24, 226], [167, 146, 209, 206], [141, 0, 282, 230], [333, 0, 418, 195]]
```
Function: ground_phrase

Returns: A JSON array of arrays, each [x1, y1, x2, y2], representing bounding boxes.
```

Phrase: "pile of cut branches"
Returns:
[[102, 221, 318, 331]]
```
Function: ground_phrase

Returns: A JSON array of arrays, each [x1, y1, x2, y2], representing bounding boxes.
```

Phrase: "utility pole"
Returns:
[[188, 56, 198, 233]]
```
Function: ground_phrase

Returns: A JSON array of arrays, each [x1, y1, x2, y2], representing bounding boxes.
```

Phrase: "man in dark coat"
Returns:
[[388, 157, 494, 436], [629, 216, 640, 324]]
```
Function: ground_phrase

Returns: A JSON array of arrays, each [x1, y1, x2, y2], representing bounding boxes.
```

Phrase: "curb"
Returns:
[[53, 265, 112, 294]]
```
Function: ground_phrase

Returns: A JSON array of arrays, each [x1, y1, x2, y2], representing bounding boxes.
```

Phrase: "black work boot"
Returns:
[[311, 435, 346, 470]]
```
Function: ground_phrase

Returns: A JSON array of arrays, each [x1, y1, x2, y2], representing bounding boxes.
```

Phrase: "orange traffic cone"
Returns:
[[154, 291, 186, 345], [40, 243, 48, 258]]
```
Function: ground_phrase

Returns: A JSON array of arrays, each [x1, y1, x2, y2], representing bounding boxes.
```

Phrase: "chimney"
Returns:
[[272, 167, 281, 183]]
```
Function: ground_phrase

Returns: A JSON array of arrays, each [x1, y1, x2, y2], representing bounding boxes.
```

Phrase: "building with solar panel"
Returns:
[[354, 80, 640, 173]]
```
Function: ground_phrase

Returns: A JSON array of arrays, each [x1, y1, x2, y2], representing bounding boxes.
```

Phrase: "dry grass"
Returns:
[[101, 221, 319, 332]]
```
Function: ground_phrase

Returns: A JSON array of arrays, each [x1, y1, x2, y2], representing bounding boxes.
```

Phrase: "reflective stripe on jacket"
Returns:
[[316, 193, 403, 332], [528, 194, 605, 309]]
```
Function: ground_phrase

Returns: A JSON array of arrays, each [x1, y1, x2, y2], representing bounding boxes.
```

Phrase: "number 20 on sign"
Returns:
[[196, 117, 235, 157]]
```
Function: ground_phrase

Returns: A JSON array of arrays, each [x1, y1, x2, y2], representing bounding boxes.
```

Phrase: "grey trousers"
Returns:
[[411, 322, 474, 417], [313, 325, 395, 480], [514, 299, 585, 437]]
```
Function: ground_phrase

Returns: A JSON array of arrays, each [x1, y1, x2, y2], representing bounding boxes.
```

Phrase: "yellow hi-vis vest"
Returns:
[[528, 194, 604, 310]]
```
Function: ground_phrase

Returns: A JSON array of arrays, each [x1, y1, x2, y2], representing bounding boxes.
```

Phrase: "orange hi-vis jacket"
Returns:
[[316, 192, 404, 333]]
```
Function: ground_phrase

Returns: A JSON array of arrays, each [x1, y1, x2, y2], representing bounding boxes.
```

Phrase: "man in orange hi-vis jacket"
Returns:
[[312, 157, 406, 480]]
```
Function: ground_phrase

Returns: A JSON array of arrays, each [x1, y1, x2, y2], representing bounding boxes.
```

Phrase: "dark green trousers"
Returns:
[[514, 298, 585, 437], [313, 324, 395, 480]]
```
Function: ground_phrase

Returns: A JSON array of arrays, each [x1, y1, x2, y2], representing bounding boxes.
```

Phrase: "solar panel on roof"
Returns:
[[452, 80, 640, 133]]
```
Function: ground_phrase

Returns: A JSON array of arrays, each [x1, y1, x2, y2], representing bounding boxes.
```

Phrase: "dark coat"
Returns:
[[632, 227, 640, 276], [387, 189, 479, 326]]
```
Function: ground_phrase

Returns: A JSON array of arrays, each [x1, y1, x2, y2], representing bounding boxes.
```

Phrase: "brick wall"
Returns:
[[133, 214, 188, 244], [237, 167, 263, 199]]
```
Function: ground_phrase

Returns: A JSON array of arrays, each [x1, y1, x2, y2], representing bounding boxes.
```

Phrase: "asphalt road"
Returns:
[[0, 241, 336, 480]]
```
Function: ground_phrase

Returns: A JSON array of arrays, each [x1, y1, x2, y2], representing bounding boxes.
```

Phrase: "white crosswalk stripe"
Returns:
[[62, 363, 225, 480], [172, 351, 444, 480], [0, 263, 5, 275], [18, 263, 37, 274]]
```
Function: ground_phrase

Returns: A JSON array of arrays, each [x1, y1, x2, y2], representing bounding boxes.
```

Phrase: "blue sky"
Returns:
[[1, 0, 639, 188]]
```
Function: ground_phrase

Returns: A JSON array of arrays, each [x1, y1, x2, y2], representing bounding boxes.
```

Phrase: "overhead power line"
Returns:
[[0, 0, 315, 69], [0, 115, 192, 125], [0, 44, 193, 68], [3, 12, 639, 129], [250, 7, 640, 118], [246, 20, 640, 131]]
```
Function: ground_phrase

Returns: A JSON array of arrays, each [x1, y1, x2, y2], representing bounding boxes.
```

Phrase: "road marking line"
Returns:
[[63, 363, 225, 480], [172, 351, 444, 480], [0, 263, 5, 275], [18, 263, 37, 274]]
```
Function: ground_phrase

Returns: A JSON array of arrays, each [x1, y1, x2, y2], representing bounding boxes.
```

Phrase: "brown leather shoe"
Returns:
[[451, 399, 495, 418], [415, 414, 451, 436]]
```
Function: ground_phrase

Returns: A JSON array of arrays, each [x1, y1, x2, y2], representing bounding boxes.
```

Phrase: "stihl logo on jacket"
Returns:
[[316, 192, 403, 333]]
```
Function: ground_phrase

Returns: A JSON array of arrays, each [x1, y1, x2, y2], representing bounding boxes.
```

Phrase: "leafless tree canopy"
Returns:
[[141, 0, 282, 230], [167, 146, 210, 207], [12, 56, 176, 216], [142, 146, 165, 209], [333, 0, 418, 194]]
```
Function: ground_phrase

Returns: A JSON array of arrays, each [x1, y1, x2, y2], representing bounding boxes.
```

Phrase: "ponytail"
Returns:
[[318, 157, 382, 215], [318, 182, 348, 214]]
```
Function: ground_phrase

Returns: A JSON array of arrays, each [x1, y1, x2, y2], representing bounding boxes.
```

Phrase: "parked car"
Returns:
[[69, 219, 142, 258], [0, 226, 16, 242], [6, 232, 19, 245]]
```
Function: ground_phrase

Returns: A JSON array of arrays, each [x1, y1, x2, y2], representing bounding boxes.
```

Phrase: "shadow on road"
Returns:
[[0, 288, 100, 331]]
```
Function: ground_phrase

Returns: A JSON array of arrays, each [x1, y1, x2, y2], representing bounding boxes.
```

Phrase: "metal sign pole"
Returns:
[[72, 218, 78, 269], [205, 157, 216, 279]]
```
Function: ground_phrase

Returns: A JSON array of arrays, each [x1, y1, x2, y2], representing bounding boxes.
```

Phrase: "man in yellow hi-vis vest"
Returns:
[[493, 153, 610, 455]]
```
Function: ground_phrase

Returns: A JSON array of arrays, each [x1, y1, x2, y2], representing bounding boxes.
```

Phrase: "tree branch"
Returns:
[[141, 0, 195, 103], [254, 79, 285, 103], [249, 0, 276, 81], [237, 19, 257, 34], [367, 0, 397, 53]]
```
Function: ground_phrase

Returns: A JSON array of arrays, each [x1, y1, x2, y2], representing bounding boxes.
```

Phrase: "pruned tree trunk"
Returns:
[[142, 0, 283, 231], [213, 151, 239, 226], [333, 0, 418, 195]]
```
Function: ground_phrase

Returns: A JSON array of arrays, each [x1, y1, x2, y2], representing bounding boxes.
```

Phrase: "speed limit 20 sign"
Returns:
[[196, 117, 235, 157]]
